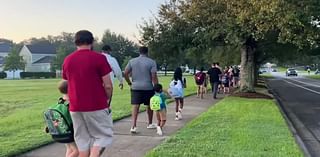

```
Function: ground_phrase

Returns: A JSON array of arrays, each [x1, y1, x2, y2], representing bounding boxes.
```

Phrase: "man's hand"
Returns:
[[119, 83, 123, 90]]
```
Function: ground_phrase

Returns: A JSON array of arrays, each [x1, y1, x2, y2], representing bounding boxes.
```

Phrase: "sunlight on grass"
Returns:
[[0, 76, 197, 157], [146, 97, 303, 157]]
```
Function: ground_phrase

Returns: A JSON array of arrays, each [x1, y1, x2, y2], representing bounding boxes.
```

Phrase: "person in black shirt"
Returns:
[[207, 63, 222, 99]]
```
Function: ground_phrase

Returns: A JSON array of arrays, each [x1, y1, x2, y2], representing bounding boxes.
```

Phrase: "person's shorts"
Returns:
[[196, 81, 204, 86], [70, 108, 113, 151], [131, 90, 154, 105], [223, 83, 229, 87], [156, 108, 167, 121]]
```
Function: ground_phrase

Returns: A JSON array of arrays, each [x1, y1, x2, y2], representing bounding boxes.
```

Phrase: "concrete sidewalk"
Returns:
[[19, 93, 221, 157]]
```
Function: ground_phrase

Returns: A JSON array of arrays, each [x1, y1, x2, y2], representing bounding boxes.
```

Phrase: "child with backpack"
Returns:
[[222, 72, 230, 94], [169, 67, 185, 120], [195, 67, 206, 99], [44, 80, 78, 157], [150, 84, 169, 136]]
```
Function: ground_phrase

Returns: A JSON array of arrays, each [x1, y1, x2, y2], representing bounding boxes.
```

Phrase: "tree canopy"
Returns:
[[140, 0, 320, 92]]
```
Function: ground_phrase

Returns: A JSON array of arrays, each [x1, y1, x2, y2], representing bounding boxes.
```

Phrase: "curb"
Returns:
[[266, 82, 311, 157]]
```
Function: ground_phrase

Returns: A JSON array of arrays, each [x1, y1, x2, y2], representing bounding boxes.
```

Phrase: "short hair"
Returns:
[[153, 84, 163, 93], [74, 30, 94, 46], [139, 46, 148, 54], [200, 67, 204, 71], [102, 45, 112, 52], [58, 80, 68, 94]]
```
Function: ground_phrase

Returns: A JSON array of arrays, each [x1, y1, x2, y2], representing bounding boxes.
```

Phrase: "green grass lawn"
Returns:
[[146, 97, 303, 157], [259, 73, 274, 79], [306, 75, 320, 80], [0, 76, 197, 157]]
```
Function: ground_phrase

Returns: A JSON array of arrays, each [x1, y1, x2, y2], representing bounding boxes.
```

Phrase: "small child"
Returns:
[[57, 80, 79, 157], [222, 73, 230, 94], [169, 78, 184, 120], [153, 84, 168, 136]]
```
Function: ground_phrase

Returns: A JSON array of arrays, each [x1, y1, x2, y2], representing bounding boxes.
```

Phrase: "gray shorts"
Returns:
[[70, 108, 113, 151]]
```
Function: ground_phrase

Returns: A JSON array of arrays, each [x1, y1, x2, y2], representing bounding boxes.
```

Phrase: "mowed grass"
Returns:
[[0, 76, 197, 157], [146, 97, 303, 157], [306, 75, 320, 80]]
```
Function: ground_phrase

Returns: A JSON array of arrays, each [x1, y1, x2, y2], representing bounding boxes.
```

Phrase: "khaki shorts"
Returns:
[[156, 109, 167, 121], [70, 109, 113, 151]]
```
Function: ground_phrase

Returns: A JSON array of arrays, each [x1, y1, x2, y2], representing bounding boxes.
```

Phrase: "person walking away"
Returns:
[[233, 66, 240, 88], [194, 67, 206, 99], [62, 30, 113, 157], [222, 72, 230, 94], [58, 81, 79, 157], [169, 67, 185, 120], [150, 84, 169, 136], [124, 46, 159, 133], [207, 63, 222, 99], [101, 45, 124, 90]]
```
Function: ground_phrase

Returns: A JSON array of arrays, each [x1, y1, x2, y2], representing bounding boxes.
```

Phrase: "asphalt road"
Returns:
[[268, 72, 320, 157]]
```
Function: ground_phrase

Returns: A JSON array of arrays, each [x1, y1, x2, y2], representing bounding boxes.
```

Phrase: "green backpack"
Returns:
[[150, 94, 163, 111], [44, 98, 74, 143]]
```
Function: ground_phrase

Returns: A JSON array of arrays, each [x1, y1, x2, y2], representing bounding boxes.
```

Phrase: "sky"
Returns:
[[0, 0, 166, 43]]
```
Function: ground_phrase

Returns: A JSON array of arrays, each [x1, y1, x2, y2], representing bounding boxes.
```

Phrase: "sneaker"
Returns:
[[177, 112, 182, 120], [175, 112, 180, 121], [147, 123, 157, 129], [130, 127, 137, 133], [156, 126, 163, 136]]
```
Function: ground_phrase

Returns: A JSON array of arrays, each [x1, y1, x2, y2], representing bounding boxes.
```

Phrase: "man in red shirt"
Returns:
[[62, 30, 113, 157]]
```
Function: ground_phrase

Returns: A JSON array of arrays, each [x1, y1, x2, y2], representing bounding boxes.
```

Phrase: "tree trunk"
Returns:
[[13, 70, 15, 80], [240, 39, 256, 93]]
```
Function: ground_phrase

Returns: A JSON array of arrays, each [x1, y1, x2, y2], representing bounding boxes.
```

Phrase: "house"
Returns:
[[19, 43, 56, 72], [0, 42, 11, 71]]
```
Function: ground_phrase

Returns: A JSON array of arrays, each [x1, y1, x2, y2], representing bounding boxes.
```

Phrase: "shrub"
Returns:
[[20, 72, 56, 79], [0, 72, 7, 79]]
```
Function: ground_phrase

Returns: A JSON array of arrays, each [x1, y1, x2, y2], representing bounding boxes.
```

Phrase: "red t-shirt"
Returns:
[[62, 49, 112, 112]]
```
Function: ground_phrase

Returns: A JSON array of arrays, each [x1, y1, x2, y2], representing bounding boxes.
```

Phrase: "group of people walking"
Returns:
[[47, 30, 188, 157], [195, 63, 240, 99]]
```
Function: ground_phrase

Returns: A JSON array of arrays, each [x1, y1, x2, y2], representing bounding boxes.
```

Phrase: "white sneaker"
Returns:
[[175, 112, 179, 121], [147, 123, 157, 129], [130, 127, 137, 133], [156, 126, 163, 136], [178, 112, 182, 120]]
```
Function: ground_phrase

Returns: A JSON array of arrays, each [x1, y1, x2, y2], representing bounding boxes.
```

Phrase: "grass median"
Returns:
[[0, 75, 197, 157], [306, 75, 320, 80], [146, 97, 303, 157]]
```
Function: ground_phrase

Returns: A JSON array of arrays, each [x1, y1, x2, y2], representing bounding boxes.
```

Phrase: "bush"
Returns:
[[20, 72, 56, 79], [0, 72, 7, 79]]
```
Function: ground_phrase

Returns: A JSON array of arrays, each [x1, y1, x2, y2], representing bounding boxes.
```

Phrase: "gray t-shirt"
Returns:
[[125, 55, 157, 90]]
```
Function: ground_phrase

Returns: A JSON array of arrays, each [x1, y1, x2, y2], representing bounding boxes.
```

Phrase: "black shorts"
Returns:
[[131, 90, 155, 105]]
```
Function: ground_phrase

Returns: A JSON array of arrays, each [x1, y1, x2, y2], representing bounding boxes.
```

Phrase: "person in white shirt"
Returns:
[[101, 45, 124, 89]]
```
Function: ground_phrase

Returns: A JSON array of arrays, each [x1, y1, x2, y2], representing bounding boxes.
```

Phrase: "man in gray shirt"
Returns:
[[124, 46, 159, 133]]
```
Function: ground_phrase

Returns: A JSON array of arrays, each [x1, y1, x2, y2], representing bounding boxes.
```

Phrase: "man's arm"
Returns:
[[151, 61, 158, 85], [124, 68, 132, 86], [102, 73, 113, 104], [111, 57, 124, 89]]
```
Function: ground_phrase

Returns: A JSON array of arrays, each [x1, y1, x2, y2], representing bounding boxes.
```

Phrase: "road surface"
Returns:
[[268, 72, 320, 157]]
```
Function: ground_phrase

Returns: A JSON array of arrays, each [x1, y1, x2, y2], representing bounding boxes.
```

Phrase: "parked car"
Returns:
[[286, 68, 298, 76], [315, 69, 320, 75]]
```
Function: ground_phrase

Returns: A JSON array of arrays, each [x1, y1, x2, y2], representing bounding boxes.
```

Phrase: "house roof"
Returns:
[[0, 43, 11, 53], [26, 43, 56, 54], [33, 56, 55, 64]]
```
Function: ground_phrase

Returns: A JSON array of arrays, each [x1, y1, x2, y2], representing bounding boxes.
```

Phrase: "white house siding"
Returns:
[[25, 63, 51, 72], [20, 46, 32, 64], [0, 52, 8, 58]]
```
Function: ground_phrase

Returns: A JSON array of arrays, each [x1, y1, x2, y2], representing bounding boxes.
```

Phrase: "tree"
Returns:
[[4, 47, 25, 79], [141, 0, 320, 92], [101, 30, 139, 67]]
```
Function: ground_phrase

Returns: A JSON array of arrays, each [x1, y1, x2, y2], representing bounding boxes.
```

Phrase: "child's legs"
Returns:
[[156, 111, 161, 126], [175, 98, 180, 112], [179, 98, 184, 109], [159, 109, 167, 128]]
